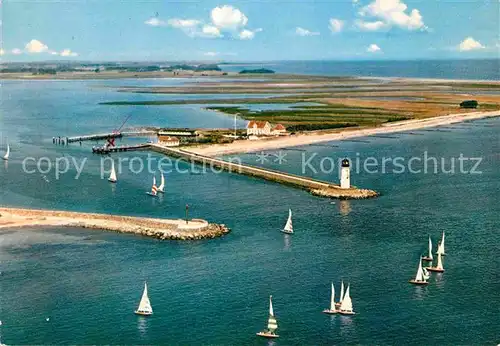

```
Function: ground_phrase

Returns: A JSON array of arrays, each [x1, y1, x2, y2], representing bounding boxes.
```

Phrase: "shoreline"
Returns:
[[187, 110, 500, 156], [0, 207, 230, 240], [1, 72, 499, 84]]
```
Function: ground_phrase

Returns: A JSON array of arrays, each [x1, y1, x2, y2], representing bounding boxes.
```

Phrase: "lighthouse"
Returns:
[[340, 158, 350, 189]]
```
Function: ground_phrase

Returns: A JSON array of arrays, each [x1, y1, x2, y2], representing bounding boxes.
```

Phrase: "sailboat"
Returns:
[[2, 144, 9, 161], [157, 173, 165, 193], [422, 236, 433, 262], [256, 295, 279, 338], [426, 252, 445, 273], [280, 209, 293, 234], [436, 232, 446, 256], [134, 282, 153, 316], [335, 280, 344, 307], [146, 176, 158, 197], [323, 282, 337, 314], [338, 284, 355, 315], [108, 161, 117, 183], [409, 257, 429, 285]]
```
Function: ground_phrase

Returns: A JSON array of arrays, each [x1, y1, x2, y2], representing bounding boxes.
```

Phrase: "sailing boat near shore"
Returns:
[[157, 173, 165, 193], [436, 232, 446, 256], [338, 284, 355, 315], [335, 280, 344, 307], [134, 282, 153, 316], [108, 161, 117, 183], [2, 144, 9, 161], [426, 252, 445, 273], [323, 282, 337, 314], [409, 257, 429, 285], [256, 295, 279, 338], [422, 236, 433, 262], [280, 209, 293, 234], [146, 176, 158, 197]]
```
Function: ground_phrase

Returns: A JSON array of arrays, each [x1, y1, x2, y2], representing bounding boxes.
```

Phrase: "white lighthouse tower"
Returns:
[[340, 158, 351, 189]]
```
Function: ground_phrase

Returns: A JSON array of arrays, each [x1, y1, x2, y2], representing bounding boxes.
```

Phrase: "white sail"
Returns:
[[423, 268, 430, 280], [108, 161, 117, 182], [330, 282, 336, 311], [339, 280, 345, 303], [267, 295, 278, 332], [427, 236, 433, 260], [158, 173, 165, 192], [339, 285, 353, 312], [436, 252, 444, 270], [437, 232, 445, 255], [283, 209, 293, 233], [415, 257, 425, 282], [2, 144, 9, 160], [136, 282, 153, 314]]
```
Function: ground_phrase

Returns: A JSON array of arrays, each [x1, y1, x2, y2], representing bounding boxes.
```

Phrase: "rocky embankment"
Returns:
[[310, 187, 379, 199], [0, 207, 230, 241]]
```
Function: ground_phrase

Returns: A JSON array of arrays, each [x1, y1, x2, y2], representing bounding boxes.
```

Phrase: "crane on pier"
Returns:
[[105, 113, 133, 148]]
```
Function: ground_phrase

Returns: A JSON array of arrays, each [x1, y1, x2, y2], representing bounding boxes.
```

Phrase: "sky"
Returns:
[[1, 0, 499, 61]]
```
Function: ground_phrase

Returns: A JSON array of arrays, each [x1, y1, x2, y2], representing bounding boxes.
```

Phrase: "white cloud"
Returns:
[[355, 20, 386, 31], [359, 0, 426, 31], [25, 39, 49, 53], [167, 6, 259, 40], [458, 37, 485, 51], [238, 29, 255, 40], [60, 49, 78, 57], [201, 25, 222, 38], [296, 27, 320, 36], [211, 5, 248, 29], [238, 28, 262, 40], [367, 43, 382, 53], [11, 48, 22, 55], [145, 17, 167, 27], [167, 18, 201, 29], [329, 19, 344, 33]]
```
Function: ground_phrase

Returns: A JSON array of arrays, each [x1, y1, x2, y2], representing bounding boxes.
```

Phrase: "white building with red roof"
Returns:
[[157, 135, 180, 147], [246, 121, 272, 136], [246, 121, 287, 136]]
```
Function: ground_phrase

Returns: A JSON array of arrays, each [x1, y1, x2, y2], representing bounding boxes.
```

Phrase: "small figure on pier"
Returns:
[[52, 137, 55, 144]]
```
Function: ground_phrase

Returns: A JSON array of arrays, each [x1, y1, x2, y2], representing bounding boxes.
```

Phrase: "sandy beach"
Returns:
[[0, 207, 230, 240], [187, 110, 500, 156]]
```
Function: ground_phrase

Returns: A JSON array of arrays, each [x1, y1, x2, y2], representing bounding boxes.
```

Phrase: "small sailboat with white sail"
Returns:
[[134, 282, 153, 316], [108, 160, 117, 183], [256, 295, 279, 338], [146, 176, 158, 197], [436, 231, 446, 256], [335, 280, 344, 308], [280, 209, 293, 234], [426, 252, 445, 273], [338, 284, 355, 315], [409, 257, 429, 285], [422, 236, 433, 262], [323, 282, 337, 314], [157, 172, 165, 193], [2, 144, 9, 161]]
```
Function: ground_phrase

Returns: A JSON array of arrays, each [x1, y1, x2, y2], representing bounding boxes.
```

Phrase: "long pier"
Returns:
[[148, 144, 378, 199], [67, 130, 157, 143], [92, 144, 150, 154]]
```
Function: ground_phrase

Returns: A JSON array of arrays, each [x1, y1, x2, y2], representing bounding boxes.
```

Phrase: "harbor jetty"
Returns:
[[149, 144, 379, 199], [0, 207, 230, 240]]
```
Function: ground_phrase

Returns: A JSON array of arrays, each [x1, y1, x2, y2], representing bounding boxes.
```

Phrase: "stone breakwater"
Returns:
[[0, 207, 230, 241], [310, 187, 379, 199]]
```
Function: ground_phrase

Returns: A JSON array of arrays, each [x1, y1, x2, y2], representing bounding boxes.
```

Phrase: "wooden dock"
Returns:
[[67, 131, 157, 143], [92, 144, 150, 154]]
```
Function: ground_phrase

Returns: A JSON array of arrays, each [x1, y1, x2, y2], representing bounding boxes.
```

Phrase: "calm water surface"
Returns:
[[0, 80, 499, 345]]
